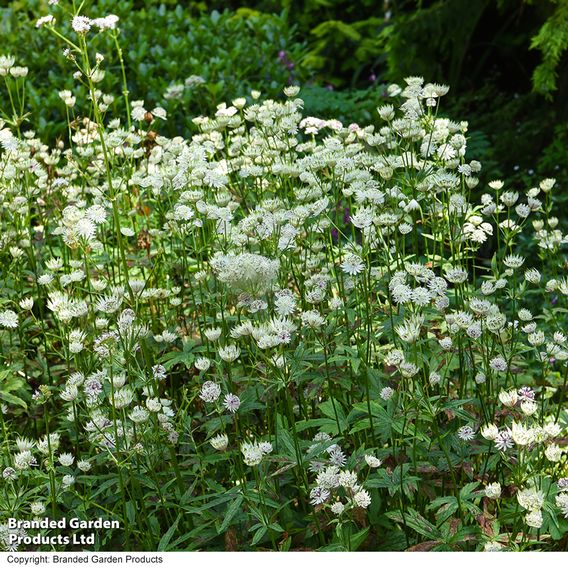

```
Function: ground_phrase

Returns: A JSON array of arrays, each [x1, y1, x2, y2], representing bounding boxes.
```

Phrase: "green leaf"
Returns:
[[251, 526, 267, 546], [386, 508, 440, 541], [0, 391, 27, 409], [158, 513, 181, 551], [218, 493, 244, 534]]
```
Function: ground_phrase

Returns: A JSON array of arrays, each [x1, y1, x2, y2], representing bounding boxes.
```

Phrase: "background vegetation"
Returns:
[[2, 0, 567, 188]]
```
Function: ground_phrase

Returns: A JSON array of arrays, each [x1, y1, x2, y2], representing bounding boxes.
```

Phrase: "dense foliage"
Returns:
[[0, 0, 566, 554]]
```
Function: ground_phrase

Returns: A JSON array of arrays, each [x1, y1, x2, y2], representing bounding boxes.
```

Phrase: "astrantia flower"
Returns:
[[61, 475, 75, 488], [340, 253, 365, 276], [494, 429, 514, 451], [457, 425, 476, 441], [353, 489, 372, 509], [481, 424, 499, 440], [301, 310, 325, 328], [520, 400, 538, 416], [330, 501, 345, 515], [310, 486, 330, 505], [525, 509, 543, 529], [511, 422, 535, 446], [517, 487, 544, 511], [218, 345, 240, 362], [474, 372, 486, 384], [0, 310, 18, 329], [544, 422, 561, 438], [14, 451, 37, 470], [364, 455, 382, 468], [210, 433, 229, 451], [555, 493, 568, 518], [350, 207, 374, 229], [498, 390, 517, 407], [503, 254, 525, 269], [58, 453, 74, 467], [338, 470, 358, 488], [485, 482, 501, 499], [30, 502, 46, 516], [380, 387, 394, 400], [241, 441, 263, 466], [316, 466, 340, 489], [3, 467, 16, 480], [199, 381, 221, 403], [524, 268, 541, 284], [484, 542, 503, 552], [274, 290, 297, 317], [77, 460, 91, 472], [490, 356, 507, 372], [429, 372, 441, 386], [395, 314, 423, 343], [129, 406, 150, 423], [545, 444, 563, 462], [223, 393, 241, 413], [211, 252, 279, 296], [517, 386, 535, 401], [328, 446, 347, 467], [204, 327, 222, 341]]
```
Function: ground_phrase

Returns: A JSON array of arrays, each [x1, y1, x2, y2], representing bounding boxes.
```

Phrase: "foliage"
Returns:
[[0, 0, 307, 139], [0, 5, 567, 551]]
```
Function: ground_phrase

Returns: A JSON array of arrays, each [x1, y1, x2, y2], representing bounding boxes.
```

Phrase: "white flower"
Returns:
[[520, 400, 538, 416], [429, 372, 441, 386], [210, 433, 229, 451], [525, 509, 543, 529], [300, 310, 325, 329], [330, 501, 345, 515], [36, 15, 56, 27], [199, 381, 221, 403], [195, 357, 211, 371], [223, 393, 241, 413], [364, 455, 382, 468], [338, 470, 358, 488], [310, 487, 330, 505], [494, 429, 514, 451], [503, 254, 525, 269], [490, 356, 507, 372], [545, 444, 563, 462], [457, 425, 476, 441], [481, 424, 499, 440], [58, 453, 74, 467], [511, 422, 534, 446], [218, 345, 240, 362], [30, 502, 46, 516], [555, 493, 568, 518], [77, 460, 91, 472], [380, 387, 394, 400], [498, 390, 517, 407], [340, 254, 365, 276], [485, 482, 502, 499], [241, 441, 264, 466], [0, 310, 18, 329], [484, 542, 503, 552], [517, 487, 544, 511], [71, 16, 92, 34], [204, 327, 222, 341], [62, 474, 75, 488], [129, 406, 150, 423], [353, 489, 372, 509], [211, 253, 279, 296]]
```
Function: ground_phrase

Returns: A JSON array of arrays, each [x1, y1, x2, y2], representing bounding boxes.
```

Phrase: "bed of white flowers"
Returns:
[[0, 4, 567, 553]]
